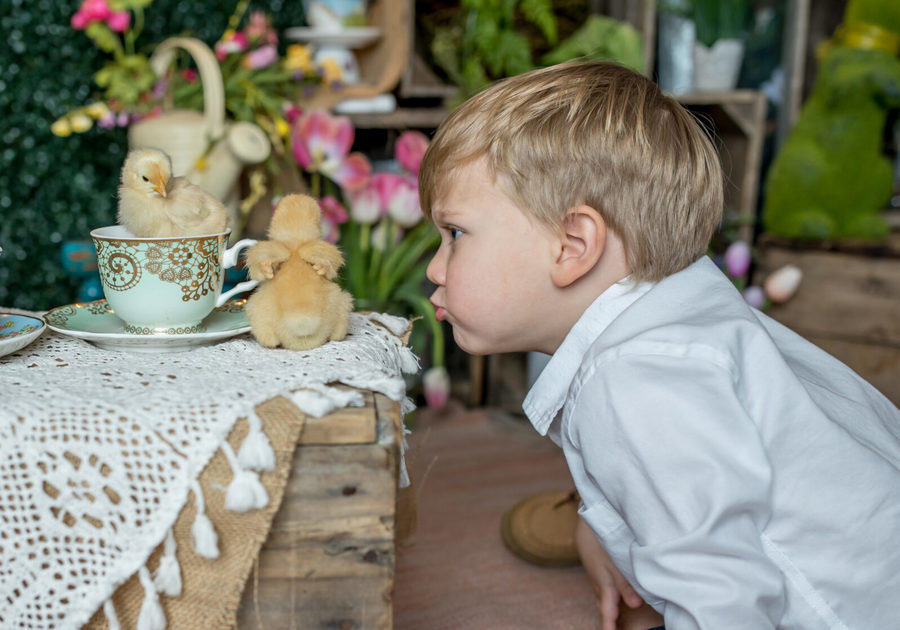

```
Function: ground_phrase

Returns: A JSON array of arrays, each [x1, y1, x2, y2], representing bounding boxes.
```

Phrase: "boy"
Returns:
[[420, 61, 900, 629]]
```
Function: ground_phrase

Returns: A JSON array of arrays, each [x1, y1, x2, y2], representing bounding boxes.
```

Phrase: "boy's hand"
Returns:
[[575, 516, 663, 630]]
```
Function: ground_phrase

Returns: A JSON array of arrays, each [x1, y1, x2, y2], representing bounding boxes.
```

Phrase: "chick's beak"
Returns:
[[151, 168, 168, 198]]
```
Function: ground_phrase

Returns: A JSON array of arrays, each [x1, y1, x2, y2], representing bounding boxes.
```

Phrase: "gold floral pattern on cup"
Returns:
[[94, 238, 220, 302]]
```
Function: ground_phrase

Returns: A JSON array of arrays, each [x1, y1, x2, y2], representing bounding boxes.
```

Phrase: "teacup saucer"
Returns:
[[0, 312, 46, 358], [44, 299, 251, 353]]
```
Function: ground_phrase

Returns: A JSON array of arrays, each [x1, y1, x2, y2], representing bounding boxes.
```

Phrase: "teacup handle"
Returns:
[[217, 238, 258, 307]]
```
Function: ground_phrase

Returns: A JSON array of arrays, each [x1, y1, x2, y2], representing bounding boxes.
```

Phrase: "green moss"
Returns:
[[763, 1, 900, 241]]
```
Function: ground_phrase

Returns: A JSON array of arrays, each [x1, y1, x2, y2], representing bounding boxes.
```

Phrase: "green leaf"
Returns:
[[519, 0, 557, 44], [540, 15, 644, 73], [495, 30, 532, 76], [85, 22, 122, 56]]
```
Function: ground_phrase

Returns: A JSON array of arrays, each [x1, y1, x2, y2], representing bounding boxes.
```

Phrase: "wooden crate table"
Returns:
[[235, 390, 404, 629], [0, 307, 415, 630]]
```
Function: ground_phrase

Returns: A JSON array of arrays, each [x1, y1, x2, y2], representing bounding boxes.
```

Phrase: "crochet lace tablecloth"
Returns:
[[0, 311, 418, 630]]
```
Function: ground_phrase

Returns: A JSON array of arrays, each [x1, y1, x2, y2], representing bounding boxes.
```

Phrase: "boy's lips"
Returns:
[[430, 300, 447, 322]]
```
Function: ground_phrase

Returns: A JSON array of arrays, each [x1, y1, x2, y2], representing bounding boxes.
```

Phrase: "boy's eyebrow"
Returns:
[[432, 206, 461, 222]]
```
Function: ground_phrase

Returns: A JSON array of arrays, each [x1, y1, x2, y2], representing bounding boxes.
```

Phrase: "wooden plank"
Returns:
[[275, 444, 395, 526], [238, 394, 401, 629], [256, 391, 378, 446], [236, 575, 392, 629]]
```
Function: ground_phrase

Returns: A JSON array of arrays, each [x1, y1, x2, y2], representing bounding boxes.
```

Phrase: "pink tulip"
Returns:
[[318, 196, 349, 243], [244, 44, 279, 70], [423, 366, 450, 408], [395, 130, 429, 176], [335, 152, 371, 191], [742, 285, 765, 309], [387, 179, 423, 228], [292, 110, 354, 173], [107, 10, 130, 32], [349, 187, 383, 225], [724, 241, 751, 278], [369, 172, 406, 210]]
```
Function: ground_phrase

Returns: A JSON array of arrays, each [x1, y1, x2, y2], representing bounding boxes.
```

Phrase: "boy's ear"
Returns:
[[550, 205, 606, 288]]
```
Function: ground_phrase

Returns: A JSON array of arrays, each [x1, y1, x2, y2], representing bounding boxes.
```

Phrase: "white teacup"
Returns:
[[90, 226, 257, 334]]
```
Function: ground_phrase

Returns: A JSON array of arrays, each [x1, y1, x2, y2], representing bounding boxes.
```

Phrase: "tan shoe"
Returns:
[[500, 490, 581, 567]]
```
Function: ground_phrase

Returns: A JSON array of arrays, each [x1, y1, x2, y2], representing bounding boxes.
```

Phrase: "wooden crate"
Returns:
[[235, 391, 404, 629], [755, 234, 900, 407]]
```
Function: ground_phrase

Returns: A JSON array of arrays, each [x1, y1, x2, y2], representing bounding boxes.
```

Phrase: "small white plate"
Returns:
[[0, 313, 46, 358], [43, 299, 251, 354], [285, 26, 381, 48]]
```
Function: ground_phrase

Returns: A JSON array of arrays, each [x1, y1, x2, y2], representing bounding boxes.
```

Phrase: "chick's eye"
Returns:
[[141, 176, 149, 182]]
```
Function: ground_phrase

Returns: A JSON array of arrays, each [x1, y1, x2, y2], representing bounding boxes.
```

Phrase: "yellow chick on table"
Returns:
[[117, 148, 229, 237], [244, 194, 353, 351]]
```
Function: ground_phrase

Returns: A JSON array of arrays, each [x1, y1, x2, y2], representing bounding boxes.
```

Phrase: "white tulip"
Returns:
[[387, 183, 423, 228]]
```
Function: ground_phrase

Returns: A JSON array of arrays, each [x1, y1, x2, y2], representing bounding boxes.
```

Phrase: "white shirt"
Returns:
[[524, 256, 900, 629]]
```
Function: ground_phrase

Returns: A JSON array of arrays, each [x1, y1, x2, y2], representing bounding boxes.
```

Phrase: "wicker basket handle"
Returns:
[[149, 37, 225, 141]]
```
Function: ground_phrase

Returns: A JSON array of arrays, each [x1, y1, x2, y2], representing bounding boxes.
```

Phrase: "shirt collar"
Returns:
[[522, 277, 654, 435]]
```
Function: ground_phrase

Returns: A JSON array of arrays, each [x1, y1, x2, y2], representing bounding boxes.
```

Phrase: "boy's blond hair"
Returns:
[[419, 61, 724, 282]]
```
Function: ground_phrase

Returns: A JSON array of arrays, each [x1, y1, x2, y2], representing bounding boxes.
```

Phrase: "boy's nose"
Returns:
[[426, 250, 445, 286]]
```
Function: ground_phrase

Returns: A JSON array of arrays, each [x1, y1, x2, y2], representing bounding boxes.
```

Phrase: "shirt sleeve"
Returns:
[[568, 350, 786, 629]]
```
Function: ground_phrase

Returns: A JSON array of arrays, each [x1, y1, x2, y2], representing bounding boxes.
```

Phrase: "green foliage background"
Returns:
[[0, 0, 306, 310]]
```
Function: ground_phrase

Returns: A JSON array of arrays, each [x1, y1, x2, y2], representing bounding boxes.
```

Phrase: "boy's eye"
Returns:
[[448, 227, 462, 240]]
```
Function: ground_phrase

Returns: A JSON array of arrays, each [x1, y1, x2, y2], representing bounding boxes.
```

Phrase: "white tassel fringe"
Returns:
[[223, 442, 268, 512], [237, 411, 275, 471], [153, 529, 182, 597], [137, 566, 166, 630], [103, 598, 121, 630], [190, 480, 219, 559]]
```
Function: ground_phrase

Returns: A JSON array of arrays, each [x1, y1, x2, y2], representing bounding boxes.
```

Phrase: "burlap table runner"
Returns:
[[83, 396, 305, 630]]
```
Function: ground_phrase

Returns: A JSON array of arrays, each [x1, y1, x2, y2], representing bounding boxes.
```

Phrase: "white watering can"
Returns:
[[128, 37, 271, 234]]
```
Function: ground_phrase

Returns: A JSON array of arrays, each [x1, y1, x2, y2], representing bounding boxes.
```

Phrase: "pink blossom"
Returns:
[[80, 0, 112, 21], [723, 241, 751, 278], [335, 152, 371, 192], [395, 130, 429, 176], [71, 11, 90, 29], [318, 195, 349, 243], [215, 31, 249, 61], [243, 44, 279, 70], [291, 109, 354, 174], [245, 11, 278, 46], [349, 187, 383, 225], [283, 104, 302, 125], [369, 172, 406, 210], [107, 10, 130, 32], [423, 366, 450, 408], [180, 68, 198, 83]]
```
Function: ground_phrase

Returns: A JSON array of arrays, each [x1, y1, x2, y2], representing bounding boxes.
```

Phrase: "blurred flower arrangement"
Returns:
[[51, 0, 341, 148], [291, 111, 448, 407]]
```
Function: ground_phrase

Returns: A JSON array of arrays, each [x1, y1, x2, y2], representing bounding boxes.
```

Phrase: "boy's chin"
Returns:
[[452, 329, 514, 357]]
